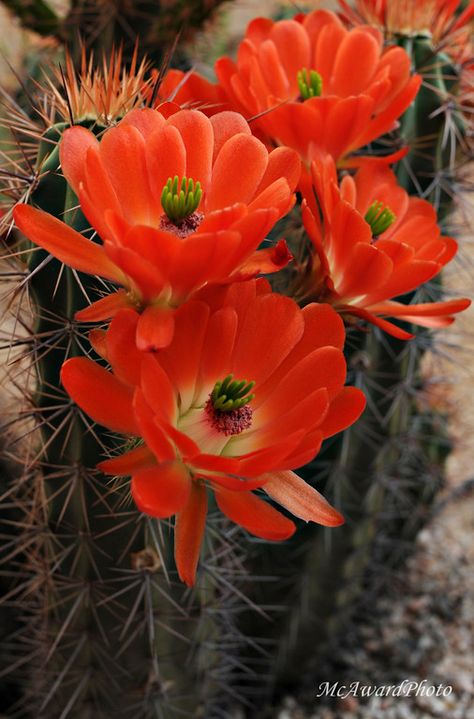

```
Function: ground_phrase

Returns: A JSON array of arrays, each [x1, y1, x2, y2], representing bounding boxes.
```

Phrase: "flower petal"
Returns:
[[61, 357, 138, 435], [60, 126, 99, 194], [262, 470, 344, 526], [168, 110, 214, 190], [133, 389, 176, 462], [105, 309, 143, 385], [318, 386, 366, 438], [131, 461, 191, 518], [215, 487, 296, 540], [174, 482, 208, 586], [207, 133, 269, 210], [14, 205, 125, 284], [136, 305, 176, 351], [75, 290, 132, 322], [210, 111, 251, 161], [98, 445, 156, 476]]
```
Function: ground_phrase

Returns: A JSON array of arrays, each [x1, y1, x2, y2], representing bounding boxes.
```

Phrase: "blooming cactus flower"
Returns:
[[299, 155, 470, 338], [160, 10, 421, 165], [61, 280, 366, 586], [339, 0, 474, 48], [14, 107, 300, 349]]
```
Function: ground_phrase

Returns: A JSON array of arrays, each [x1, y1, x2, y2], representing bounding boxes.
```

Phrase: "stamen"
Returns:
[[297, 69, 323, 100], [210, 374, 255, 412], [205, 374, 255, 436], [205, 400, 253, 436], [365, 200, 396, 237], [161, 175, 202, 224]]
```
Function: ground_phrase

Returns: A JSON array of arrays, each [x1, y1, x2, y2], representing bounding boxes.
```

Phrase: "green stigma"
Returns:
[[364, 201, 396, 237], [297, 68, 323, 100], [161, 175, 202, 223], [210, 374, 255, 412]]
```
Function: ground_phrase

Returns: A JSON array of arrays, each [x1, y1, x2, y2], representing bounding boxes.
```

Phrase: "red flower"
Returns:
[[14, 108, 300, 349], [299, 155, 470, 338], [339, 0, 474, 49], [61, 280, 366, 586], [160, 10, 421, 165]]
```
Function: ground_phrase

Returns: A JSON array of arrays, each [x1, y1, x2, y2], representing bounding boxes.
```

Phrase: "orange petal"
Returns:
[[215, 487, 296, 540], [234, 239, 293, 279], [105, 309, 143, 385], [133, 389, 176, 462], [104, 243, 166, 301], [174, 482, 208, 586], [269, 19, 311, 87], [210, 111, 251, 161], [248, 178, 293, 215], [256, 146, 301, 194], [99, 124, 154, 225], [168, 110, 214, 190], [336, 242, 394, 299], [120, 107, 167, 139], [157, 301, 210, 414], [131, 461, 191, 518], [231, 293, 304, 385], [75, 290, 132, 322], [237, 430, 306, 477], [332, 28, 379, 96], [207, 133, 269, 210], [342, 305, 415, 340], [262, 470, 344, 526], [98, 445, 156, 476], [61, 357, 138, 435], [259, 303, 345, 396], [146, 124, 187, 207], [14, 205, 125, 284], [88, 329, 108, 359], [60, 126, 99, 194], [136, 305, 176, 351], [198, 307, 238, 395], [368, 298, 471, 318], [140, 353, 177, 421], [318, 386, 366, 438]]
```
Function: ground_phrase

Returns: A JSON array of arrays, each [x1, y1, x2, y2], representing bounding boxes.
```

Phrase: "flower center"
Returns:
[[297, 68, 323, 100], [161, 175, 203, 224], [205, 374, 255, 436], [364, 200, 396, 238]]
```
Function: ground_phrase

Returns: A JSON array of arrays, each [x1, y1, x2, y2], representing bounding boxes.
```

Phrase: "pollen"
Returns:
[[205, 400, 253, 436]]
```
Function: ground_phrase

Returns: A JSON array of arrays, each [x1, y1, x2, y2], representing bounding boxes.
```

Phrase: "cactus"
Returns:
[[0, 4, 471, 717]]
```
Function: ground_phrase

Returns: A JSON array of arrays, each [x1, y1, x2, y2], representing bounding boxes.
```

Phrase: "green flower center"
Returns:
[[297, 68, 323, 100], [364, 200, 396, 237], [161, 175, 202, 224], [210, 374, 255, 412]]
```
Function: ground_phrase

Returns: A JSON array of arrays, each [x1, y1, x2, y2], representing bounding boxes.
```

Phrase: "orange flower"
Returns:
[[299, 155, 470, 338], [160, 10, 421, 165], [339, 0, 474, 49], [61, 280, 366, 586], [14, 108, 299, 349]]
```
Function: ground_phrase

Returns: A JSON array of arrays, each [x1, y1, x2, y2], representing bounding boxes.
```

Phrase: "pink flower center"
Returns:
[[204, 400, 253, 436], [159, 210, 204, 238]]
